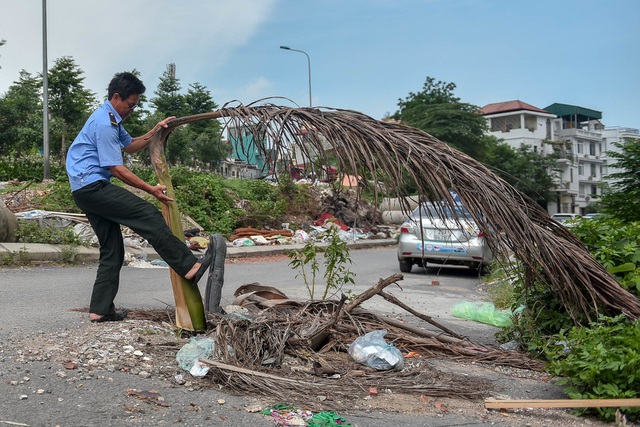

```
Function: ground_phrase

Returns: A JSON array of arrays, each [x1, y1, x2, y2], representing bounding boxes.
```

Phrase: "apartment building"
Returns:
[[480, 100, 633, 215]]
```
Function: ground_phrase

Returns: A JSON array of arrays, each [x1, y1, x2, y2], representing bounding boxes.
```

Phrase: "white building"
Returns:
[[600, 126, 640, 185], [481, 100, 614, 215]]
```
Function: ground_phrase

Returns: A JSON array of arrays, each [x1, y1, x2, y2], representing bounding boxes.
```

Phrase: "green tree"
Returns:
[[150, 74, 226, 167], [152, 68, 186, 117], [0, 70, 43, 156], [150, 69, 189, 165], [484, 142, 558, 208], [47, 57, 97, 163], [600, 138, 640, 222], [393, 77, 491, 160], [184, 82, 226, 168]]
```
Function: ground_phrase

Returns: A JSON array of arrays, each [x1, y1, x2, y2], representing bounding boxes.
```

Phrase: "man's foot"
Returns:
[[90, 310, 128, 323]]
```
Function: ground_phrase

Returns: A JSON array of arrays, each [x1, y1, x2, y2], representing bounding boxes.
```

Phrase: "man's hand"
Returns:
[[150, 116, 176, 134], [156, 116, 176, 130], [150, 184, 174, 205]]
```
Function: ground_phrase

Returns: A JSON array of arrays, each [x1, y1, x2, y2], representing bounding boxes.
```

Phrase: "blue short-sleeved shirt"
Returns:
[[66, 101, 132, 192]]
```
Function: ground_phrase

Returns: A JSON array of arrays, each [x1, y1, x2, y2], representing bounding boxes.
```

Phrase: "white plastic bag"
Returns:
[[348, 329, 404, 371], [176, 337, 215, 374]]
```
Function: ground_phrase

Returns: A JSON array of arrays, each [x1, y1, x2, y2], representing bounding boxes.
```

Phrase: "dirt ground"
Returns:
[[4, 303, 615, 427]]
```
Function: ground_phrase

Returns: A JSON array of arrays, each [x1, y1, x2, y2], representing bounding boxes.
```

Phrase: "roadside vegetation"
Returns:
[[487, 215, 640, 422]]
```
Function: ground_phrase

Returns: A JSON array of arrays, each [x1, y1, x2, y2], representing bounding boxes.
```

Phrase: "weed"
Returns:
[[287, 224, 356, 300], [60, 245, 78, 264]]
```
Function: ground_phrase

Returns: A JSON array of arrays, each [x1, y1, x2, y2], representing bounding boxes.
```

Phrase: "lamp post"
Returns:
[[42, 0, 50, 180], [280, 46, 312, 107]]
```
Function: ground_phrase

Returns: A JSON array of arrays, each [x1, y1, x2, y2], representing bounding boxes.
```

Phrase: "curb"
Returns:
[[0, 239, 398, 264]]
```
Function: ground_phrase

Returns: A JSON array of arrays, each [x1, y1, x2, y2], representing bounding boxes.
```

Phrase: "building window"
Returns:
[[490, 115, 520, 132], [578, 164, 584, 175], [590, 164, 597, 177], [590, 142, 596, 156]]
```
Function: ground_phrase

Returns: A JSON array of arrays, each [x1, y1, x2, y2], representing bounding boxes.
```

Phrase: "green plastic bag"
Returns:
[[450, 301, 513, 327]]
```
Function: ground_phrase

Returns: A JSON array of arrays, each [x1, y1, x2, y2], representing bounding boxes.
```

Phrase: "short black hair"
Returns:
[[108, 72, 146, 101]]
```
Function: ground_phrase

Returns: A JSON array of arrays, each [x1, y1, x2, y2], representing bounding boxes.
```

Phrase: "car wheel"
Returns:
[[399, 259, 413, 273]]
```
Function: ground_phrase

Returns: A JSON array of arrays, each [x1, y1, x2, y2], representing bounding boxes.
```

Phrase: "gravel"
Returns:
[[0, 316, 615, 427]]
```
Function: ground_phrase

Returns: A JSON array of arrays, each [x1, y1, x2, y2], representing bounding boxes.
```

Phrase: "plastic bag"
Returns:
[[232, 237, 255, 247], [176, 337, 216, 373], [450, 301, 513, 327], [348, 329, 404, 371]]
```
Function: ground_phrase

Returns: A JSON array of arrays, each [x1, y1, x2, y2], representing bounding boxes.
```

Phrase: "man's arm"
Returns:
[[109, 164, 174, 205], [123, 116, 176, 154]]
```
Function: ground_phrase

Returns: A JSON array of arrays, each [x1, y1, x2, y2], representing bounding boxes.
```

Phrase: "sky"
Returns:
[[1, 0, 639, 129]]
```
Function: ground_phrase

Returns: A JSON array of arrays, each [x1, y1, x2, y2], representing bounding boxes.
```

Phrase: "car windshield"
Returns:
[[411, 203, 474, 221]]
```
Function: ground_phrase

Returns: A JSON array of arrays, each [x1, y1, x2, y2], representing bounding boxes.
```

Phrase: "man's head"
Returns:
[[108, 72, 146, 120]]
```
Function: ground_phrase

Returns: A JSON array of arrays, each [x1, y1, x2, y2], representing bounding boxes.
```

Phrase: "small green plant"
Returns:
[[1, 251, 16, 265], [546, 315, 640, 422], [60, 245, 78, 264], [287, 225, 356, 300]]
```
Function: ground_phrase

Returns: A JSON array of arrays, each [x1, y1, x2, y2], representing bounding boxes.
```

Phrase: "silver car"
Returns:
[[397, 202, 493, 273]]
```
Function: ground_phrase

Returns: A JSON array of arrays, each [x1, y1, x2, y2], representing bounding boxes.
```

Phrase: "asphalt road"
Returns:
[[0, 246, 510, 426], [0, 246, 495, 339]]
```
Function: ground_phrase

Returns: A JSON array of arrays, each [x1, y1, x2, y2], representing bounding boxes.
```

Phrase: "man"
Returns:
[[66, 72, 212, 323]]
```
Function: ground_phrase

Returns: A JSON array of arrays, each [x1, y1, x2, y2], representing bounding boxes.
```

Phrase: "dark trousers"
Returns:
[[72, 180, 197, 315]]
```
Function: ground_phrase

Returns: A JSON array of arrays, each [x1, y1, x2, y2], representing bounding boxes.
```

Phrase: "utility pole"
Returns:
[[42, 0, 50, 180]]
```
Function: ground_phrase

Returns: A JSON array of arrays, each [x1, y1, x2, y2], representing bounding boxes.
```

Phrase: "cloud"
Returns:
[[0, 0, 277, 96]]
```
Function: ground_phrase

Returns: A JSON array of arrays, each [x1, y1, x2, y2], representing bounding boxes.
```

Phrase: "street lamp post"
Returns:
[[280, 46, 312, 107], [42, 0, 50, 180]]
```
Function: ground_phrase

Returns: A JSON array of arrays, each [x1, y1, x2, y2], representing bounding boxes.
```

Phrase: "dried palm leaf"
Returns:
[[150, 103, 640, 322]]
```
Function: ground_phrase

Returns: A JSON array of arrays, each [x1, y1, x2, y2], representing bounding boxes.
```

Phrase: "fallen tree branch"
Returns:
[[377, 290, 464, 339], [344, 274, 403, 313]]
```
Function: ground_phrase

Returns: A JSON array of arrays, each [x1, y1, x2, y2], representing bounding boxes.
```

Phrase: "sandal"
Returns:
[[192, 241, 214, 286], [91, 310, 128, 323]]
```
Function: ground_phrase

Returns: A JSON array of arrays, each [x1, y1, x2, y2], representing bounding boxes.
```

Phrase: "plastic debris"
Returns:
[[450, 301, 513, 327], [232, 237, 256, 247], [347, 329, 404, 371], [260, 404, 351, 426], [175, 336, 215, 376]]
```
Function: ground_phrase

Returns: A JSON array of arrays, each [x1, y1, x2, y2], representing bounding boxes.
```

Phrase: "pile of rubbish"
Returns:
[[168, 275, 544, 411]]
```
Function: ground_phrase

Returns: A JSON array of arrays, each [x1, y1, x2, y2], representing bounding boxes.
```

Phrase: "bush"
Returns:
[[547, 315, 640, 422], [0, 154, 66, 181], [570, 216, 640, 298], [2, 157, 316, 237], [17, 220, 86, 246]]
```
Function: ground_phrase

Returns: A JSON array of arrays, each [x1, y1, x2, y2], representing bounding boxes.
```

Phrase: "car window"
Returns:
[[412, 203, 473, 220]]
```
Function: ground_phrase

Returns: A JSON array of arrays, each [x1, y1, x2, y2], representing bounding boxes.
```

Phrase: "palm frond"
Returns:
[[154, 103, 640, 322]]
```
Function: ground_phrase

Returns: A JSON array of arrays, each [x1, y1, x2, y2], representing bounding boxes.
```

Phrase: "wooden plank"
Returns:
[[485, 398, 640, 409]]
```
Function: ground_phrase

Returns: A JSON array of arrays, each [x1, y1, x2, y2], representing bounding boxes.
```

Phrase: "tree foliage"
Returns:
[[393, 76, 492, 160], [600, 138, 640, 222], [0, 71, 42, 156], [148, 71, 226, 168], [484, 142, 558, 208], [47, 57, 97, 163], [0, 57, 224, 171]]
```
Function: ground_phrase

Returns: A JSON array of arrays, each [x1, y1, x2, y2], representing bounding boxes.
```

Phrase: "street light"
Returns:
[[280, 46, 312, 107], [42, 0, 50, 180]]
